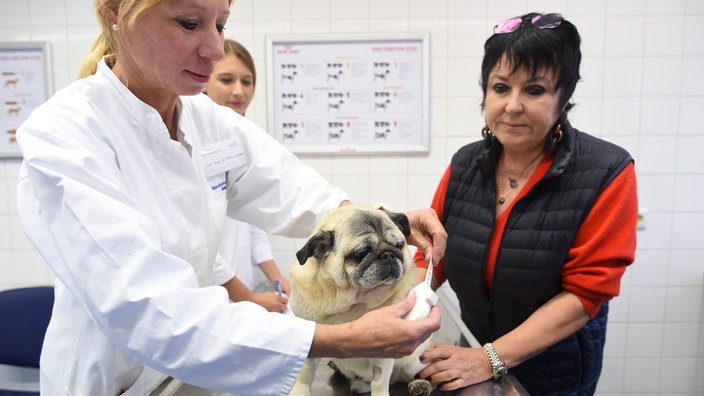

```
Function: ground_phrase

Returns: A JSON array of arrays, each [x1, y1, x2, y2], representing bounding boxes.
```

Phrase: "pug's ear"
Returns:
[[384, 210, 411, 237], [296, 230, 335, 265]]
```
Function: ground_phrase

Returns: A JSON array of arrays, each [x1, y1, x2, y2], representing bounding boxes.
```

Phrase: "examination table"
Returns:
[[151, 285, 528, 396]]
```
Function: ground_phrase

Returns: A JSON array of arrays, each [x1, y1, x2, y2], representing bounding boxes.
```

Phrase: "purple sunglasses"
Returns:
[[493, 13, 563, 35]]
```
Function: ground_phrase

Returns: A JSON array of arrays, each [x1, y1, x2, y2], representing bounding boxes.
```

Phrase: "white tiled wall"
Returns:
[[1, 0, 702, 394]]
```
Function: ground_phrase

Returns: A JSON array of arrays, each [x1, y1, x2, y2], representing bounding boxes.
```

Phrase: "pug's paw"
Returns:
[[407, 378, 432, 396]]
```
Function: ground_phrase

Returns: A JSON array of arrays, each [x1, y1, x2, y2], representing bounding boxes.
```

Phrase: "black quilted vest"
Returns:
[[442, 123, 632, 395]]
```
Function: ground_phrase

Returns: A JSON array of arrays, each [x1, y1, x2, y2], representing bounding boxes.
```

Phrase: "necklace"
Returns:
[[497, 151, 544, 205]]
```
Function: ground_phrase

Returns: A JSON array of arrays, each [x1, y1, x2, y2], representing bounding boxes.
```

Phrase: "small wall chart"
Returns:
[[0, 42, 52, 157], [266, 32, 430, 154]]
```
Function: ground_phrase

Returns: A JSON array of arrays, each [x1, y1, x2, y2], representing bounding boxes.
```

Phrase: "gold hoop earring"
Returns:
[[553, 124, 563, 142], [549, 124, 564, 154]]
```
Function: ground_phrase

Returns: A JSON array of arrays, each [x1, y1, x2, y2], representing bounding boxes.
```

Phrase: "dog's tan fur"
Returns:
[[288, 204, 433, 396]]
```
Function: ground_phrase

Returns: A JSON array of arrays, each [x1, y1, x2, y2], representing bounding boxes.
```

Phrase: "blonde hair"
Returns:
[[78, 0, 233, 78]]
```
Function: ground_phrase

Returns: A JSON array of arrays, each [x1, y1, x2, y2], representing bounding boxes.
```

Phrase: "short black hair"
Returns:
[[480, 12, 581, 124]]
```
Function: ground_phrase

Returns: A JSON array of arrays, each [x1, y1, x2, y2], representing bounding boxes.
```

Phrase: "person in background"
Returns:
[[204, 39, 289, 313], [15, 0, 445, 395], [414, 12, 637, 395]]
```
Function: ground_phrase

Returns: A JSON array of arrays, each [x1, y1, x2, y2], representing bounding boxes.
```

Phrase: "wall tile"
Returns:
[[681, 57, 704, 96], [628, 286, 667, 322], [637, 136, 677, 174], [630, 250, 669, 287], [642, 57, 682, 96], [607, 0, 647, 15], [0, 0, 30, 28], [409, 0, 448, 19], [566, 0, 606, 16], [673, 175, 704, 212], [597, 358, 625, 392], [623, 357, 661, 392], [603, 57, 643, 96], [448, 0, 489, 17], [64, 0, 96, 26], [665, 286, 703, 322], [330, 0, 369, 19], [637, 174, 675, 212], [668, 250, 704, 286], [604, 17, 645, 57], [684, 16, 704, 55], [671, 213, 704, 249], [659, 357, 700, 393], [28, 0, 66, 27], [446, 57, 476, 98], [676, 136, 704, 172], [679, 97, 704, 134], [254, 0, 292, 20], [644, 16, 685, 55], [640, 97, 680, 136], [291, 0, 330, 20], [647, 0, 687, 14], [370, 0, 408, 19], [601, 96, 641, 136]]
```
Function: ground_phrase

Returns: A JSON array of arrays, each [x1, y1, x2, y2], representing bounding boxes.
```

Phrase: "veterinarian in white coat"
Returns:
[[15, 1, 444, 395]]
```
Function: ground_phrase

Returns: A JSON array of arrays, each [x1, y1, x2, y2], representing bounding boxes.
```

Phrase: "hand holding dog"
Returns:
[[404, 209, 447, 265], [309, 291, 441, 360]]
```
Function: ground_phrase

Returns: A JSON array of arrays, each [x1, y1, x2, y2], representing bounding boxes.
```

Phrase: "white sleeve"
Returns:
[[210, 253, 235, 286], [249, 225, 274, 265], [222, 116, 348, 237]]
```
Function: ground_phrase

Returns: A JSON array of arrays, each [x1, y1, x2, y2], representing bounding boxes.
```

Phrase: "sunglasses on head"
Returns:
[[493, 13, 563, 35]]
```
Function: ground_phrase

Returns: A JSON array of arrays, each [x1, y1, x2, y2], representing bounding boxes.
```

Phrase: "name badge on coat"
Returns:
[[201, 137, 247, 199]]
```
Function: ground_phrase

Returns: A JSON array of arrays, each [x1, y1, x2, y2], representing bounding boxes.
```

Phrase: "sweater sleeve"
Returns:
[[561, 162, 637, 318]]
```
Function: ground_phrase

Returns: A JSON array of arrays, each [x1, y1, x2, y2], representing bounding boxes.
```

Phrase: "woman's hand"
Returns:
[[418, 343, 492, 391], [310, 291, 441, 359], [250, 292, 289, 313], [404, 208, 447, 265]]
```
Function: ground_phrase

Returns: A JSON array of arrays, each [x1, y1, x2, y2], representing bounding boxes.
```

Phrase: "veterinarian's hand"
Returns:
[[355, 295, 441, 358], [250, 292, 289, 313], [309, 293, 441, 359], [416, 343, 492, 391], [404, 209, 447, 265]]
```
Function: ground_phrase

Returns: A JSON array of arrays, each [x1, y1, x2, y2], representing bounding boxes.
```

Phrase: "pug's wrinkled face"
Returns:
[[296, 206, 411, 289]]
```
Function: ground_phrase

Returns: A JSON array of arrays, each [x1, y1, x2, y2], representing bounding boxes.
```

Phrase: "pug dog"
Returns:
[[287, 204, 434, 396]]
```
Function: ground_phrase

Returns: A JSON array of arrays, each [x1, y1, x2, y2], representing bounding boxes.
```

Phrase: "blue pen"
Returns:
[[275, 279, 282, 296]]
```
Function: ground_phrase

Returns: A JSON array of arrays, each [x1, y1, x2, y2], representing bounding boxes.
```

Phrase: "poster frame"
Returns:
[[0, 41, 53, 158], [265, 32, 430, 155]]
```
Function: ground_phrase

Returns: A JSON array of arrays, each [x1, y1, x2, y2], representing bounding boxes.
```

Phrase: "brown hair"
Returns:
[[223, 39, 256, 91]]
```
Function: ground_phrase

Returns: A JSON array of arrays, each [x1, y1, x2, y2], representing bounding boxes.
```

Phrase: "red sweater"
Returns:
[[415, 155, 637, 318]]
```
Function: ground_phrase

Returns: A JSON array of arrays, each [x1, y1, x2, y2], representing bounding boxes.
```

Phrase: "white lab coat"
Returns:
[[16, 58, 347, 396], [218, 220, 274, 290]]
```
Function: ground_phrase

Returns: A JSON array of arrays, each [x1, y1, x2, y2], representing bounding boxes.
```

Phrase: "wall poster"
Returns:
[[0, 41, 52, 157], [266, 32, 430, 154]]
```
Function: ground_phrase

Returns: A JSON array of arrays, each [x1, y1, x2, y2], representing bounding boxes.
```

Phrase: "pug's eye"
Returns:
[[349, 246, 371, 263], [394, 241, 405, 249]]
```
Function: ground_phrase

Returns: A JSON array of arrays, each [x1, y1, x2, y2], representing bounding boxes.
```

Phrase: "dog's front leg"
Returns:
[[288, 357, 320, 396], [369, 358, 395, 396]]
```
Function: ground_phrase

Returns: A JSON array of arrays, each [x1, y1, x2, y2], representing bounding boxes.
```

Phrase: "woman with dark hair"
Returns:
[[415, 12, 637, 395]]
